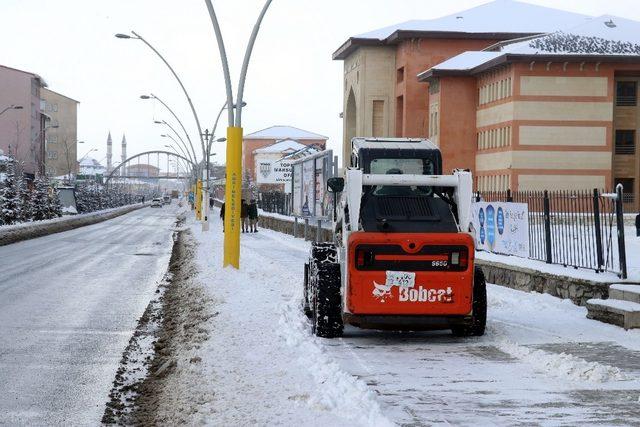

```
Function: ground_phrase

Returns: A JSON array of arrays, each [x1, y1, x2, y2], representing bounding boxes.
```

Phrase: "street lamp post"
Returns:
[[204, 0, 273, 268], [63, 140, 84, 183], [0, 105, 23, 117], [141, 94, 198, 163]]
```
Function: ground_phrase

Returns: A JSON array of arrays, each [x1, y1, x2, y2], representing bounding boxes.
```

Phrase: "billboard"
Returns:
[[256, 157, 293, 188], [291, 150, 334, 218], [470, 202, 530, 258]]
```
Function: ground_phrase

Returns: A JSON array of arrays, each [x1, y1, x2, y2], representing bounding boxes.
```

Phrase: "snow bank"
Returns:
[[0, 203, 147, 246], [495, 339, 626, 383], [181, 217, 393, 426], [279, 294, 393, 427]]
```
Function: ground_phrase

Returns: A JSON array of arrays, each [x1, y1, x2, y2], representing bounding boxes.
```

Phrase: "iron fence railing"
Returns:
[[259, 191, 292, 215], [477, 187, 627, 278]]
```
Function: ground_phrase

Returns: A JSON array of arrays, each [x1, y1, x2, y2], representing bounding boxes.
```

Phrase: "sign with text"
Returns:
[[291, 150, 333, 219], [470, 202, 529, 258]]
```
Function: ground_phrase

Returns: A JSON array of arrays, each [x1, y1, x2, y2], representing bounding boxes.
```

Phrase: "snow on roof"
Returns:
[[500, 15, 640, 55], [421, 15, 640, 78], [335, 0, 591, 59], [79, 157, 104, 167], [245, 126, 328, 140], [429, 51, 504, 71], [254, 139, 308, 154]]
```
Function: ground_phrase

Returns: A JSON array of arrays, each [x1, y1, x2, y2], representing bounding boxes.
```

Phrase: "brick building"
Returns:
[[243, 125, 327, 180], [334, 1, 640, 211]]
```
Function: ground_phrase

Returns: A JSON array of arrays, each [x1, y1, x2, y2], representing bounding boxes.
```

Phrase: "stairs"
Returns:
[[587, 284, 640, 330]]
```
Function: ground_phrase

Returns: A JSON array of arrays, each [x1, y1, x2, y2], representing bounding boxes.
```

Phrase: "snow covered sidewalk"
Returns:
[[161, 214, 640, 426]]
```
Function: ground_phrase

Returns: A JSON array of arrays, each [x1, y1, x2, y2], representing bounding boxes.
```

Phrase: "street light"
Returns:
[[141, 94, 198, 162], [116, 31, 207, 164], [204, 0, 273, 268], [155, 120, 195, 165], [0, 105, 23, 117]]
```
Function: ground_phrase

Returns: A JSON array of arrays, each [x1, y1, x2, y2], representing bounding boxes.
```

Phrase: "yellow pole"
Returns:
[[196, 179, 203, 220], [224, 126, 243, 268], [191, 184, 196, 210]]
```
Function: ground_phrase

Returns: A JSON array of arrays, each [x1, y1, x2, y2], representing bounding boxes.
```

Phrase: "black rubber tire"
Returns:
[[452, 267, 487, 337], [303, 263, 312, 318], [312, 262, 344, 338]]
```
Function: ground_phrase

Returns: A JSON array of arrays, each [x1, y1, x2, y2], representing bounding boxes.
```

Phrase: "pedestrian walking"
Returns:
[[248, 199, 259, 232], [220, 202, 225, 232], [241, 199, 249, 233], [636, 213, 640, 237], [209, 196, 214, 209]]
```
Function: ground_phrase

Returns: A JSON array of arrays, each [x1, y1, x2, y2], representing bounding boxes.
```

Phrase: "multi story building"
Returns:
[[334, 1, 640, 211], [41, 88, 79, 178], [243, 125, 327, 180], [418, 15, 640, 211], [0, 64, 48, 178], [127, 164, 160, 178]]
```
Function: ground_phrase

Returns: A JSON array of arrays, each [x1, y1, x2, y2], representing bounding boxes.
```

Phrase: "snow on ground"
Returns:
[[179, 213, 640, 426]]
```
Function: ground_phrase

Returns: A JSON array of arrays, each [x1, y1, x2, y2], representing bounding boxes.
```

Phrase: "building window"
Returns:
[[615, 130, 635, 155], [47, 151, 58, 160], [372, 100, 384, 137], [616, 81, 637, 106], [48, 135, 58, 144], [397, 67, 405, 84], [53, 103, 58, 112], [615, 178, 635, 203]]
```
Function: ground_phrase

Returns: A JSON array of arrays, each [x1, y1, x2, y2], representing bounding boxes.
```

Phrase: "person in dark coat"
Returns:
[[241, 199, 248, 233], [636, 213, 640, 237], [220, 202, 225, 232], [248, 199, 259, 232]]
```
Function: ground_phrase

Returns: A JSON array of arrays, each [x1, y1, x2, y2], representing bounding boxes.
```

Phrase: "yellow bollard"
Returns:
[[223, 126, 243, 269], [196, 179, 203, 221]]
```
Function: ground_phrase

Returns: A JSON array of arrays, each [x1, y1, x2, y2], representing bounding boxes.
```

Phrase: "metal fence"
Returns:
[[477, 187, 627, 278], [259, 191, 292, 215]]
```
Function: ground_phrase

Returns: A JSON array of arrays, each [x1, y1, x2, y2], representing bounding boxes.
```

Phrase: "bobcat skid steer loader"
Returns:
[[303, 138, 486, 338]]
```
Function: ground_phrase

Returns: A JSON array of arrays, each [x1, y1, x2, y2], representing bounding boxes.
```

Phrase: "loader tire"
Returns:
[[452, 267, 487, 337], [304, 243, 338, 319], [303, 263, 312, 318], [312, 262, 343, 338]]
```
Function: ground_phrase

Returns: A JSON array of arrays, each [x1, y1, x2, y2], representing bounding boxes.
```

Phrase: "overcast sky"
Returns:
[[1, 0, 638, 167]]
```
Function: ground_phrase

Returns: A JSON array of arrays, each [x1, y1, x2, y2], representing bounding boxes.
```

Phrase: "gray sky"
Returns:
[[1, 0, 637, 167]]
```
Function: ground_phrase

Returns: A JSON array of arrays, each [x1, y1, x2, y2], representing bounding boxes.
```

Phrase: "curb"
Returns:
[[0, 203, 148, 247]]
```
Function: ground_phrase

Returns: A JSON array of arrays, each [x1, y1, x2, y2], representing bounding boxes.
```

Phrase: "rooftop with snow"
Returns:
[[244, 125, 328, 141], [333, 0, 592, 59], [419, 14, 640, 80]]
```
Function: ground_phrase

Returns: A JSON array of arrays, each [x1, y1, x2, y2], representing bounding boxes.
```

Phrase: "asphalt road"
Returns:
[[0, 206, 179, 425]]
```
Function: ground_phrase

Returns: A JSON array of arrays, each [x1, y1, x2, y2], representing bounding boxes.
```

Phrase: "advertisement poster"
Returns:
[[314, 157, 324, 217], [470, 202, 529, 258], [292, 165, 302, 216], [302, 159, 315, 217]]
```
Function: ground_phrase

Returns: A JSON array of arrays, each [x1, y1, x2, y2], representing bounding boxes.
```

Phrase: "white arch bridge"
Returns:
[[104, 150, 195, 185]]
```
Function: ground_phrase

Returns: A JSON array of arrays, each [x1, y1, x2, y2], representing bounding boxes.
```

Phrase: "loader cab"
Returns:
[[350, 138, 458, 233]]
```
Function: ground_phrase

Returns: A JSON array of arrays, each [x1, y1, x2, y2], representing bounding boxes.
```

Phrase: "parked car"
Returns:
[[150, 198, 163, 208], [163, 195, 171, 205]]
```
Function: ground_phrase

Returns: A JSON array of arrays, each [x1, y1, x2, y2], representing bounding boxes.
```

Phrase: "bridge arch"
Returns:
[[105, 150, 194, 184]]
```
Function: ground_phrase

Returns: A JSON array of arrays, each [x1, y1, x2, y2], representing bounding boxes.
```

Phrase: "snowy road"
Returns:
[[0, 206, 178, 425], [185, 215, 640, 426]]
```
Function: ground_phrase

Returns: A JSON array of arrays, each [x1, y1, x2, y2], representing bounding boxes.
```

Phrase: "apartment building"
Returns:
[[41, 88, 79, 178]]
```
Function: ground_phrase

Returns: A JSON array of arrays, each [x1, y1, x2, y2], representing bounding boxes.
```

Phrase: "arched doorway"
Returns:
[[344, 88, 357, 167]]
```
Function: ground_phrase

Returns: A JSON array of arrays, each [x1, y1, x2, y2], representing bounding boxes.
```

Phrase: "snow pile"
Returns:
[[496, 339, 627, 383], [180, 215, 392, 426], [279, 296, 393, 427]]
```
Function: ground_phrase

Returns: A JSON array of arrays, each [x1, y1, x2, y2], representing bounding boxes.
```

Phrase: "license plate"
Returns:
[[386, 271, 415, 288]]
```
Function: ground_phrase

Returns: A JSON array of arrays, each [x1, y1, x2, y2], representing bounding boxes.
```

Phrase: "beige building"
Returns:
[[42, 88, 79, 178]]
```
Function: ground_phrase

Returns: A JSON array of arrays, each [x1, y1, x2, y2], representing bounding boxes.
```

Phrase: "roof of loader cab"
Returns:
[[351, 138, 439, 152]]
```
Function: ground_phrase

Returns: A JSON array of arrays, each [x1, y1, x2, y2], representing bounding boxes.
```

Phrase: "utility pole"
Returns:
[[204, 0, 273, 269]]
